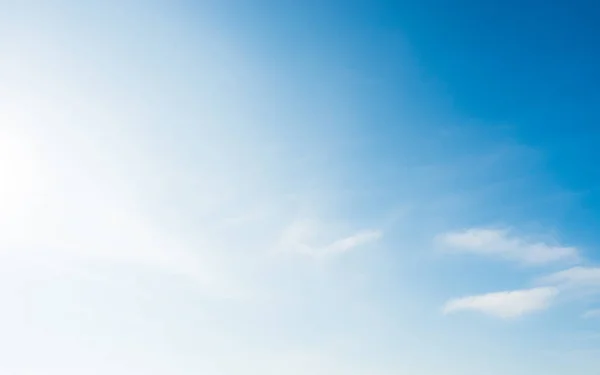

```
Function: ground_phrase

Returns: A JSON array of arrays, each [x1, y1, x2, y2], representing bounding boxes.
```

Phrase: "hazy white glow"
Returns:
[[0, 128, 42, 216]]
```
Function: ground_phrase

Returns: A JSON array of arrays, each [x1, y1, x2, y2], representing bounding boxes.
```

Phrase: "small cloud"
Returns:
[[325, 230, 383, 256], [435, 228, 578, 265], [538, 267, 600, 318], [442, 287, 558, 319], [278, 220, 382, 259], [538, 267, 600, 288], [582, 309, 600, 319]]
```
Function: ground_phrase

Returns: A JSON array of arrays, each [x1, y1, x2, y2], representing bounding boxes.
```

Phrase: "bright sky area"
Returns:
[[1, 1, 600, 374]]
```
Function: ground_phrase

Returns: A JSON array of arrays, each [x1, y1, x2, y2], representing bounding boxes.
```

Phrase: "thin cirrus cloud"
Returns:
[[435, 228, 579, 265], [442, 287, 559, 319], [278, 219, 383, 259], [325, 230, 383, 256], [582, 309, 600, 319], [537, 266, 600, 288]]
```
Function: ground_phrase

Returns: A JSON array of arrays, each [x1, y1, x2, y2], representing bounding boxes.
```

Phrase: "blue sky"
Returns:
[[1, 0, 600, 374]]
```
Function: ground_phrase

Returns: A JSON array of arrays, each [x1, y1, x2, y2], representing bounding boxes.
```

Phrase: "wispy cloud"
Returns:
[[538, 267, 600, 288], [435, 228, 578, 265], [442, 287, 559, 318], [278, 219, 382, 259], [583, 309, 600, 319], [533, 267, 600, 319], [325, 230, 383, 256]]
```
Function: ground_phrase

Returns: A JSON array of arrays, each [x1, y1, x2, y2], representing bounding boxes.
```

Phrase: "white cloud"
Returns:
[[443, 287, 558, 318], [537, 267, 600, 318], [538, 267, 600, 288], [436, 228, 578, 265], [583, 309, 600, 319], [278, 219, 382, 259], [325, 230, 383, 256]]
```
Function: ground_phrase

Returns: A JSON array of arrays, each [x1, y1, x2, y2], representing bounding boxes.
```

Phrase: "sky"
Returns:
[[1, 0, 600, 374]]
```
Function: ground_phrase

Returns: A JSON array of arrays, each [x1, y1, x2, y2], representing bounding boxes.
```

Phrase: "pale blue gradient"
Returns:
[[1, 1, 599, 374]]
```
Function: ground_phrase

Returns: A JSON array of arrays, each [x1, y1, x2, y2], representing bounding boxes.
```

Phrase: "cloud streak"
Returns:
[[436, 228, 578, 265], [443, 287, 559, 319], [278, 219, 382, 259], [537, 266, 600, 294], [325, 230, 383, 256], [583, 309, 600, 319]]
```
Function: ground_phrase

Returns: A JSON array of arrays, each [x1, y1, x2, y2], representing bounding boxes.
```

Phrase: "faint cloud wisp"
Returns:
[[436, 228, 579, 265], [278, 219, 382, 259], [443, 287, 559, 319]]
